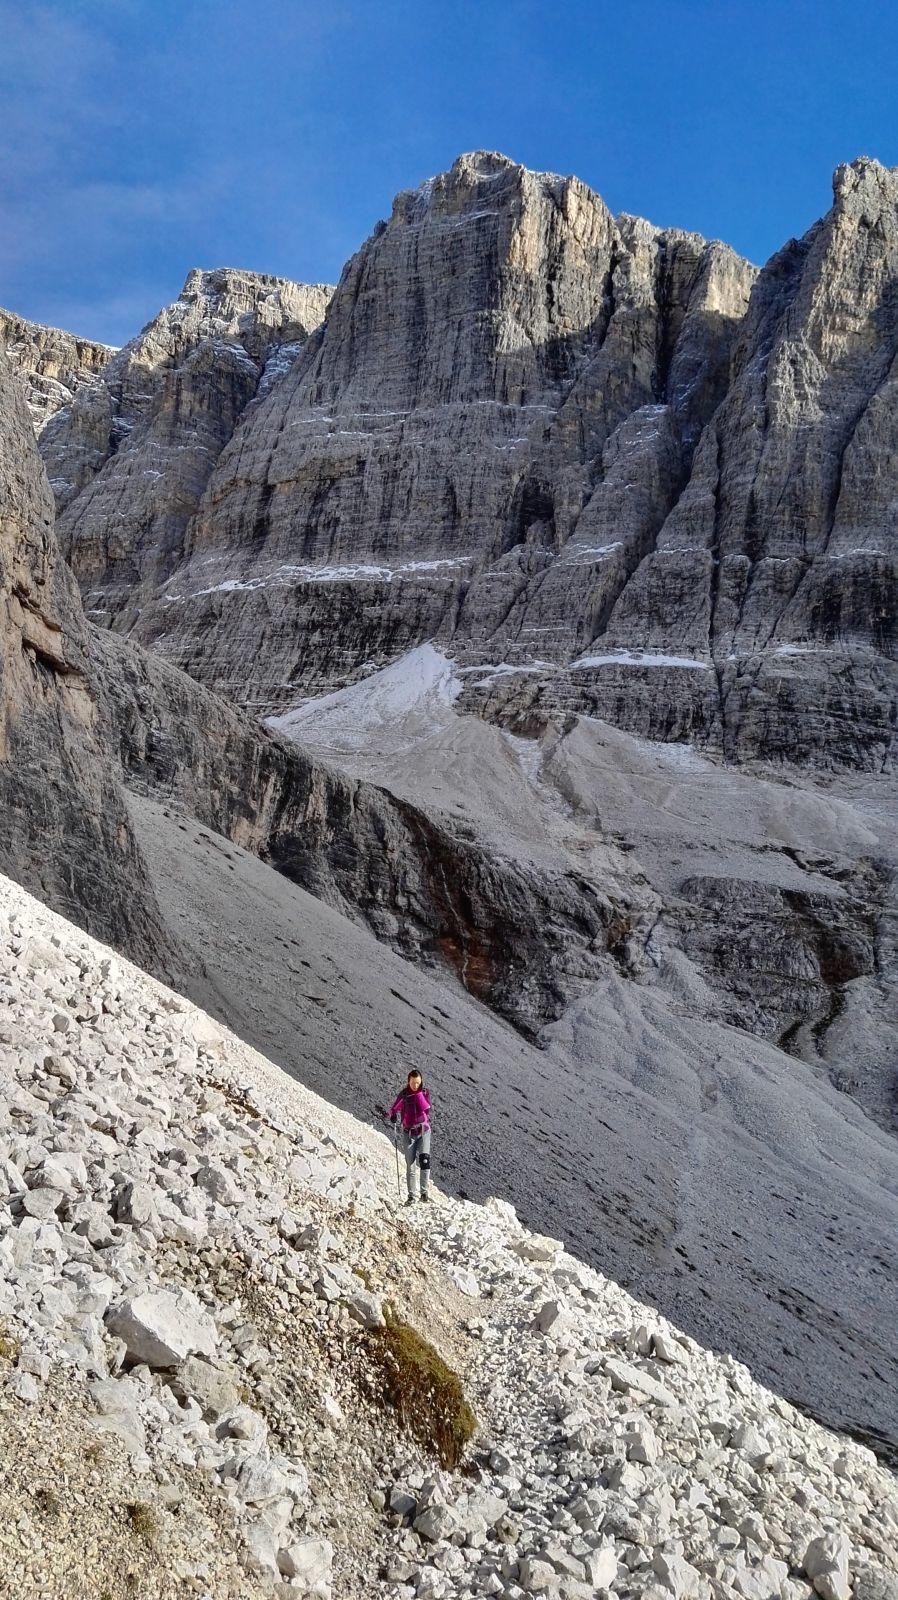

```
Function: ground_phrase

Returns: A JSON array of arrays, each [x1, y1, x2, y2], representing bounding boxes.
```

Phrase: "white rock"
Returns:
[[8, 1370, 39, 1403], [584, 1543, 618, 1587], [604, 1356, 678, 1407], [518, 1555, 560, 1593], [194, 1161, 243, 1207], [343, 1284, 384, 1329], [803, 1533, 852, 1600], [652, 1549, 705, 1598], [105, 1287, 217, 1367], [277, 1536, 333, 1596]]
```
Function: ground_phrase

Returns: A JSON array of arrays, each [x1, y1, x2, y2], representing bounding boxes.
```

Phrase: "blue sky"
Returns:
[[2, 0, 897, 345]]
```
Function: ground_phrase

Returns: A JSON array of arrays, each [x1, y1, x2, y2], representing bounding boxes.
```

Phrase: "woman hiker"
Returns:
[[389, 1070, 432, 1204]]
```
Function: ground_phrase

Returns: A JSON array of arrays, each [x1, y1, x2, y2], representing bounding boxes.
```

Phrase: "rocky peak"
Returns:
[[33, 152, 896, 769], [40, 267, 333, 618], [0, 307, 112, 434], [832, 153, 898, 213], [104, 154, 752, 710]]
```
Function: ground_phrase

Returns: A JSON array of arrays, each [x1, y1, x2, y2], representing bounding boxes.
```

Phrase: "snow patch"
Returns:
[[571, 651, 712, 671]]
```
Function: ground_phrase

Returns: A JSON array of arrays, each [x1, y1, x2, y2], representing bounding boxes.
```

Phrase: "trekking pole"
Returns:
[[392, 1123, 403, 1202]]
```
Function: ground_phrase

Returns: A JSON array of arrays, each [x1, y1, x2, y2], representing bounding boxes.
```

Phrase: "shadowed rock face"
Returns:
[[42, 268, 333, 622], [90, 626, 651, 1033], [0, 349, 170, 966], [0, 308, 112, 433]]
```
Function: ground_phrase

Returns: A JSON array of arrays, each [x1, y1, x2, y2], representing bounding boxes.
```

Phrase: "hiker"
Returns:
[[389, 1070, 432, 1204]]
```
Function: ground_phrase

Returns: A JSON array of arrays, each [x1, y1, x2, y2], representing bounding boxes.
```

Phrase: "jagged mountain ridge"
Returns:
[[0, 306, 112, 433], [43, 267, 333, 621], [39, 150, 898, 768]]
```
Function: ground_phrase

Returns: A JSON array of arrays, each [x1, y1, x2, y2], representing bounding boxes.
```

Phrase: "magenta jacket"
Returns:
[[389, 1086, 431, 1131]]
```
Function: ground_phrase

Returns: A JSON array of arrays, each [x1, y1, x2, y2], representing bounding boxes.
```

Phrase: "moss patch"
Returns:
[[370, 1304, 476, 1471]]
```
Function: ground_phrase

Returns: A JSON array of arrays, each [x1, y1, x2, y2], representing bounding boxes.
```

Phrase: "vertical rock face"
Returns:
[[42, 269, 332, 623], [35, 154, 898, 770], [0, 308, 112, 433], [0, 351, 169, 964], [92, 154, 755, 709], [567, 157, 898, 765]]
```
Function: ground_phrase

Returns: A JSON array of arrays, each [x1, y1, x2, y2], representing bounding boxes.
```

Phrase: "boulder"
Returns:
[[105, 1287, 217, 1367], [803, 1533, 852, 1600], [277, 1536, 333, 1597], [172, 1354, 242, 1417], [604, 1356, 678, 1407]]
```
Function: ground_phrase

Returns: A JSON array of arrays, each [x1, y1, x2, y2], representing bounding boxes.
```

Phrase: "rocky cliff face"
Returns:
[[0, 308, 111, 433], [121, 155, 756, 716], [1, 330, 644, 1037], [42, 269, 332, 623], [0, 349, 169, 967], [45, 153, 897, 770]]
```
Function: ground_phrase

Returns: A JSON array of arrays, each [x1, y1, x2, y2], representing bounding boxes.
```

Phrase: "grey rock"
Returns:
[[114, 1180, 158, 1227], [276, 1536, 333, 1595], [0, 306, 111, 434], [194, 1160, 244, 1208], [44, 269, 331, 623], [0, 350, 174, 976], [172, 1353, 242, 1418]]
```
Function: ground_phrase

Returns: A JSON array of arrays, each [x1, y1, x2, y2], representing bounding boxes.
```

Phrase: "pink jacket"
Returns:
[[389, 1087, 431, 1132]]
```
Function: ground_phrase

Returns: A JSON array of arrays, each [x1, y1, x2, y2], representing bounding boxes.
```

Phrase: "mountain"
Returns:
[[43, 268, 333, 624], [0, 306, 112, 432], [42, 153, 896, 771], [1, 155, 898, 1465]]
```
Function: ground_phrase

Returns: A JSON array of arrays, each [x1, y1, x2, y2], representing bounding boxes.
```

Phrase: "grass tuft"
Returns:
[[0, 1326, 20, 1362], [370, 1303, 476, 1471], [126, 1501, 161, 1541]]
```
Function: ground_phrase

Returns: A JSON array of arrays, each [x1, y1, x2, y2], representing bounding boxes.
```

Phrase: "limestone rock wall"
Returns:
[[123, 156, 753, 711], [0, 308, 111, 433], [34, 154, 898, 770], [0, 349, 170, 968], [42, 268, 332, 621]]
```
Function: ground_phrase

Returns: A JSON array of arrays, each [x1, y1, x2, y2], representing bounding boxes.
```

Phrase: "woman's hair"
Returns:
[[407, 1069, 423, 1086]]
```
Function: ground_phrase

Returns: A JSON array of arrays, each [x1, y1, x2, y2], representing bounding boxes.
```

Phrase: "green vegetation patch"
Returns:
[[370, 1303, 476, 1471]]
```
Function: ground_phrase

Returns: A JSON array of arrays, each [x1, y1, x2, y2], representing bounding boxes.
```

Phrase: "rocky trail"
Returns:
[[1, 872, 897, 1600]]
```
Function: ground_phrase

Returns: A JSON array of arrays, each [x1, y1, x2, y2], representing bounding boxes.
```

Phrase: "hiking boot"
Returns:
[[420, 1192, 431, 1204], [404, 1195, 416, 1206]]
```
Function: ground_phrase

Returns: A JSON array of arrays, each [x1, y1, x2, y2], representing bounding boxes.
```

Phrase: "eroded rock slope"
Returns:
[[1, 869, 896, 1600]]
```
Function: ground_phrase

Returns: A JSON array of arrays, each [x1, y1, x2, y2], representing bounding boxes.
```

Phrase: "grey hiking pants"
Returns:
[[402, 1126, 431, 1197]]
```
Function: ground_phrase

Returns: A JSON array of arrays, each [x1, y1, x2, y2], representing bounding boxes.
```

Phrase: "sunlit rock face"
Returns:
[[0, 307, 112, 433], [42, 268, 332, 623], [51, 155, 750, 708], [44, 154, 898, 769]]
